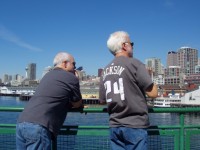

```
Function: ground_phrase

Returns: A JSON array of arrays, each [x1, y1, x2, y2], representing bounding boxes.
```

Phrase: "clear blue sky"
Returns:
[[0, 0, 200, 79]]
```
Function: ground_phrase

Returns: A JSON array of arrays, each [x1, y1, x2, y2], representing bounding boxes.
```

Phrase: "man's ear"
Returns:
[[63, 61, 68, 69], [122, 44, 127, 51]]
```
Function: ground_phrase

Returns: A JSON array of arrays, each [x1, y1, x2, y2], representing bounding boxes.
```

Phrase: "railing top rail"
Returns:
[[1, 106, 200, 113], [148, 107, 200, 113]]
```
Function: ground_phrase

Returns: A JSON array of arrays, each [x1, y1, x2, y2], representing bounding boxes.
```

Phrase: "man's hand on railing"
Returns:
[[69, 105, 88, 115]]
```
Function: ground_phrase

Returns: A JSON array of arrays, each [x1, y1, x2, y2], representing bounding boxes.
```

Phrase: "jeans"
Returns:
[[16, 122, 52, 150], [110, 127, 148, 150]]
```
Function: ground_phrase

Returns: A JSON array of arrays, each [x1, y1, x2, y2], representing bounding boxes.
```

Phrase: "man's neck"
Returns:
[[115, 51, 131, 58]]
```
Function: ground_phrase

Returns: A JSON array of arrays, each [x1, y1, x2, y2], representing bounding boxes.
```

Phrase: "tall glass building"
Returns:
[[27, 63, 36, 80]]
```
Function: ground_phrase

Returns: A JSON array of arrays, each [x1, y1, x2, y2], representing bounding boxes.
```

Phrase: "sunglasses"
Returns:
[[123, 42, 134, 47]]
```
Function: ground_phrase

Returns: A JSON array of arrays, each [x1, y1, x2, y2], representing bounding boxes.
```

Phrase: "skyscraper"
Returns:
[[177, 47, 198, 76], [145, 57, 162, 77], [3, 74, 9, 83], [27, 63, 36, 80], [98, 68, 103, 77], [167, 51, 178, 67]]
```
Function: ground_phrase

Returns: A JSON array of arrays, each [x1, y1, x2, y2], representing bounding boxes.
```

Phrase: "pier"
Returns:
[[19, 94, 100, 104], [0, 93, 20, 97], [19, 94, 32, 100]]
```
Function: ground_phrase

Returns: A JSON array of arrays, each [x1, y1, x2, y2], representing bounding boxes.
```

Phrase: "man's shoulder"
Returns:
[[130, 57, 143, 64], [45, 68, 78, 82]]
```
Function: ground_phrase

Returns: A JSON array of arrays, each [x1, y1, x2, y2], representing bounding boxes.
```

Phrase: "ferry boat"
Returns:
[[153, 93, 181, 107], [153, 86, 200, 107]]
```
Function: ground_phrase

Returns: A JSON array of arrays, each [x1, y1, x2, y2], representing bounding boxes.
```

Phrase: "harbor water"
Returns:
[[1, 96, 200, 125], [1, 96, 200, 149]]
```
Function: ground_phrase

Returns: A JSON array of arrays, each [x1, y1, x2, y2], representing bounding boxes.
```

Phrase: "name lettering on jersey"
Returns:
[[103, 63, 125, 81]]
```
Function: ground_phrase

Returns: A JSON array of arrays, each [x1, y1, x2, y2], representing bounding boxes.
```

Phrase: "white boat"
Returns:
[[153, 86, 200, 107], [153, 93, 181, 107]]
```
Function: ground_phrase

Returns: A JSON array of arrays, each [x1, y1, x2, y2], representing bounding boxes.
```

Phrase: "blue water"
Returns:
[[0, 96, 26, 107], [1, 96, 199, 125], [0, 96, 110, 125]]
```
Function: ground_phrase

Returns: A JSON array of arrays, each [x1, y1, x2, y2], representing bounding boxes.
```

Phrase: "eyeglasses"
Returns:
[[65, 61, 76, 69], [123, 42, 134, 47]]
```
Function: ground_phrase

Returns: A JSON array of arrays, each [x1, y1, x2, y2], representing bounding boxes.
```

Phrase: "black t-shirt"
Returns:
[[99, 56, 153, 128], [18, 68, 82, 136]]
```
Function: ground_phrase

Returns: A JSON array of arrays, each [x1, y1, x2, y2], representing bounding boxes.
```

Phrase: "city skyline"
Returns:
[[0, 1, 200, 79], [1, 46, 199, 81]]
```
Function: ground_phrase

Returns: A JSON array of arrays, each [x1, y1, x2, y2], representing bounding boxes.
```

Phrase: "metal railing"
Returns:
[[1, 107, 200, 150]]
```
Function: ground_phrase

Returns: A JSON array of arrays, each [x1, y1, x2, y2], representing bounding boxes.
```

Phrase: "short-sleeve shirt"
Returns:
[[99, 56, 153, 128], [18, 68, 82, 136]]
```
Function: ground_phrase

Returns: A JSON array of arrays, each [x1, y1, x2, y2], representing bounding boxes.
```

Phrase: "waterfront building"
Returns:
[[165, 66, 181, 77], [0, 84, 100, 99], [0, 86, 36, 95], [153, 74, 165, 85], [164, 76, 180, 85], [10, 80, 21, 87], [145, 57, 162, 77], [164, 66, 182, 85], [184, 74, 200, 85], [195, 65, 200, 73], [158, 84, 187, 96], [77, 70, 87, 81], [81, 88, 99, 99], [167, 51, 178, 67], [27, 63, 36, 80], [177, 47, 198, 76]]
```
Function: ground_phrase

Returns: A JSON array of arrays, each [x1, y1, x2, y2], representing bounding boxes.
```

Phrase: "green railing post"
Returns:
[[180, 113, 184, 150]]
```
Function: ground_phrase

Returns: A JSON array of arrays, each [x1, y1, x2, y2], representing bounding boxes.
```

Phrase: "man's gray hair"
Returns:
[[53, 52, 71, 66], [107, 31, 129, 55]]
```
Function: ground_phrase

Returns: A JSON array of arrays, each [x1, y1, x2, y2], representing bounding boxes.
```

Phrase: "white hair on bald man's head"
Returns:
[[53, 52, 71, 67], [107, 31, 130, 55]]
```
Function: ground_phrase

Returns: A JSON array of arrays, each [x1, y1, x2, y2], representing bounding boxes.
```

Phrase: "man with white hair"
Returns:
[[16, 52, 82, 150], [99, 31, 158, 150]]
